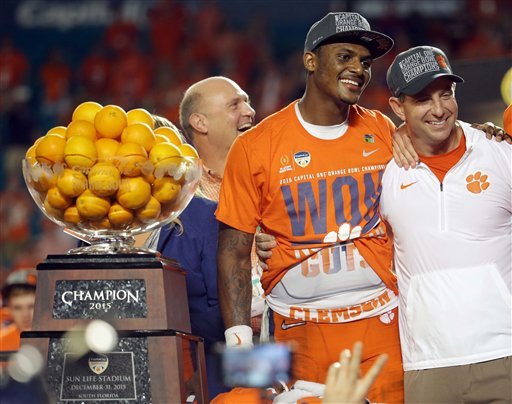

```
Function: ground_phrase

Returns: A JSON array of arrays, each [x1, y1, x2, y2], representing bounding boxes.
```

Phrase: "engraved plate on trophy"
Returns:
[[60, 352, 137, 401], [53, 279, 147, 319]]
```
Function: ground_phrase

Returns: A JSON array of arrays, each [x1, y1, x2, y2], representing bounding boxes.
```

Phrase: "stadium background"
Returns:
[[1, 0, 510, 284]]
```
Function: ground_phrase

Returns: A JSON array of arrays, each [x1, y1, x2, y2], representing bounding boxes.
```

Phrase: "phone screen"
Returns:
[[221, 343, 292, 388]]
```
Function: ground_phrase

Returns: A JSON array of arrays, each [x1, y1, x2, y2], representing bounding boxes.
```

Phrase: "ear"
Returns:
[[388, 97, 406, 122], [303, 51, 316, 73], [189, 112, 207, 135]]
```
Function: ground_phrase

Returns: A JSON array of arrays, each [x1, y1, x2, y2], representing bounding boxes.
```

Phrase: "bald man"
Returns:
[[179, 76, 255, 200], [148, 77, 257, 400]]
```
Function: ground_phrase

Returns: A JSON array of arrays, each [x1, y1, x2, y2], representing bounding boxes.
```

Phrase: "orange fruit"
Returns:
[[64, 136, 97, 169], [152, 176, 181, 204], [116, 176, 152, 209], [46, 126, 67, 138], [94, 104, 127, 139], [43, 198, 64, 220], [95, 138, 120, 162], [136, 196, 161, 222], [108, 203, 134, 228], [154, 127, 183, 146], [154, 134, 171, 144], [149, 142, 182, 166], [76, 189, 111, 220], [121, 122, 156, 152], [115, 142, 148, 176], [46, 187, 72, 210], [127, 108, 155, 129], [33, 136, 45, 146], [66, 120, 97, 141], [143, 171, 156, 185], [88, 162, 121, 197], [25, 144, 38, 165], [30, 164, 57, 193], [63, 205, 80, 225], [72, 101, 103, 123], [36, 134, 67, 165], [57, 168, 88, 198], [178, 143, 200, 159], [89, 217, 112, 230]]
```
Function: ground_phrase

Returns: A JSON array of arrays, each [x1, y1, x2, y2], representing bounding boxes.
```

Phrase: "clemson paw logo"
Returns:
[[466, 171, 490, 194], [435, 54, 447, 68], [323, 222, 362, 243], [379, 311, 395, 324]]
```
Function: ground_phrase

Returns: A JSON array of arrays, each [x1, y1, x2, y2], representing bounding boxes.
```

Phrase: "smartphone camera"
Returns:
[[221, 343, 292, 388]]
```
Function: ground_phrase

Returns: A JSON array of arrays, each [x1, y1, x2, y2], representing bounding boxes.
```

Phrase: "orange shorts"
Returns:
[[274, 307, 404, 403]]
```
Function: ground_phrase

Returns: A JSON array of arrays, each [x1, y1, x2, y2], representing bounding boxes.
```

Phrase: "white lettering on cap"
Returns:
[[334, 14, 368, 33], [398, 49, 440, 83]]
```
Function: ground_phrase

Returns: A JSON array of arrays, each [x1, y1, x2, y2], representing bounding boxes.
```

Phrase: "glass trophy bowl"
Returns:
[[22, 156, 201, 254]]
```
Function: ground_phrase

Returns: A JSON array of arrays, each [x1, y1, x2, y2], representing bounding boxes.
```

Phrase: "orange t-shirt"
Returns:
[[216, 102, 397, 295], [419, 134, 466, 183], [0, 323, 21, 352]]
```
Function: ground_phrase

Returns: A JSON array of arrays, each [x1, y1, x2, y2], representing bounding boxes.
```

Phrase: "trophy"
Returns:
[[19, 102, 208, 402]]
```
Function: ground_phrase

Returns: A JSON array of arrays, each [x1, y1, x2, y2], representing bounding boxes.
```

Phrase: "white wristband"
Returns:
[[225, 325, 253, 348]]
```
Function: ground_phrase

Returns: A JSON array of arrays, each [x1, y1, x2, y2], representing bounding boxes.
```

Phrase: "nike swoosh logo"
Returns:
[[235, 334, 242, 346], [362, 149, 379, 157], [400, 181, 418, 189], [281, 320, 306, 331]]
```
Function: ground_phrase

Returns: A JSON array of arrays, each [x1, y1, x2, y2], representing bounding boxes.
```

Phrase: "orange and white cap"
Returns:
[[1, 268, 37, 300]]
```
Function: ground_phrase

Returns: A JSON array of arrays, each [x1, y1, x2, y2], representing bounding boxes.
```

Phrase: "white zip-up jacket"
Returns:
[[380, 121, 512, 371]]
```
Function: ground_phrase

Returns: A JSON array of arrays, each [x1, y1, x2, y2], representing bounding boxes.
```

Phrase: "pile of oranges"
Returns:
[[23, 101, 200, 232]]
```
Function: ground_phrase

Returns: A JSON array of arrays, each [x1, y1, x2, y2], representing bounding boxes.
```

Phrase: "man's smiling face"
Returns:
[[312, 42, 373, 106]]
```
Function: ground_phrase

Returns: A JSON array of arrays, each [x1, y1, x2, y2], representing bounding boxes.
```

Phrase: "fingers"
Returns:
[[256, 240, 276, 252], [325, 359, 341, 389], [255, 232, 276, 267], [392, 126, 419, 170], [496, 129, 512, 143], [347, 341, 363, 386], [392, 141, 406, 169], [256, 249, 273, 260], [360, 354, 388, 391], [255, 232, 276, 245], [472, 121, 512, 142]]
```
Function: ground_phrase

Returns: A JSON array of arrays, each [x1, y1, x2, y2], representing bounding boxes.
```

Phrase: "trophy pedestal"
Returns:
[[22, 253, 208, 403]]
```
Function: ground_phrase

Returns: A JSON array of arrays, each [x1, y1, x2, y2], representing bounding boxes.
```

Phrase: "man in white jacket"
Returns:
[[380, 45, 511, 403]]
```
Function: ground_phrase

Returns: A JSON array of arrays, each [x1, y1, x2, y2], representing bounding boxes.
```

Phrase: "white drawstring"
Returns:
[[259, 300, 271, 343]]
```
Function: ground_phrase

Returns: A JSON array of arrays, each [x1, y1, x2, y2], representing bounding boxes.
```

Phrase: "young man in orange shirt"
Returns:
[[216, 12, 403, 402], [0, 269, 37, 352]]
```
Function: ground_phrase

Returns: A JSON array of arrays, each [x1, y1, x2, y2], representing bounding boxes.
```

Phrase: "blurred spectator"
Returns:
[[0, 36, 33, 147], [2, 91, 36, 147], [457, 24, 508, 59], [0, 156, 35, 270], [39, 48, 73, 127], [78, 42, 111, 101], [108, 46, 152, 108], [147, 0, 187, 63], [104, 4, 139, 56], [0, 269, 37, 352], [0, 36, 29, 94]]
